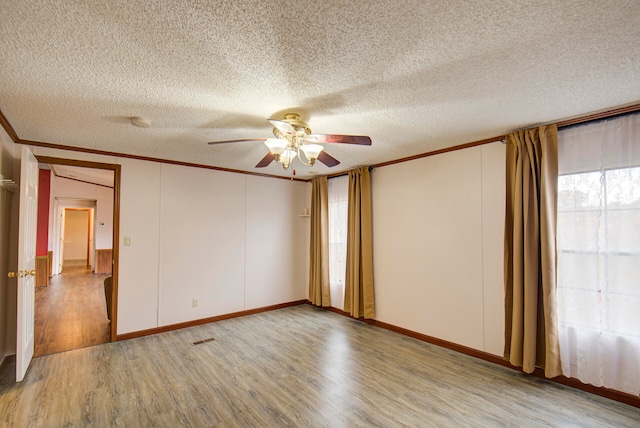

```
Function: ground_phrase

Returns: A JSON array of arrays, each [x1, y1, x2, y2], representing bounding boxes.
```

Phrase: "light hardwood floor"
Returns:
[[1, 304, 639, 427], [34, 267, 110, 357]]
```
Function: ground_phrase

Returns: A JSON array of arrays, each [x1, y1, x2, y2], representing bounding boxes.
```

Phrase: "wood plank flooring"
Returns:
[[34, 267, 110, 357], [1, 304, 639, 427]]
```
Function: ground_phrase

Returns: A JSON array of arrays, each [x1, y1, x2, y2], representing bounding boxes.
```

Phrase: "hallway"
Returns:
[[34, 267, 110, 356]]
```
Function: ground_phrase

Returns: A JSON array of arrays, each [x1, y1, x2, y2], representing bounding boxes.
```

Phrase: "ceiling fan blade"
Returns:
[[310, 134, 372, 145], [255, 152, 274, 168], [300, 136, 319, 144], [317, 151, 340, 167], [268, 119, 297, 136], [208, 138, 267, 145]]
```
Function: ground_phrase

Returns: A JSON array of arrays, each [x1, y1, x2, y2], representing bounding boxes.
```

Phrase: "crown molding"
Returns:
[[0, 110, 309, 182], [3, 102, 640, 181], [0, 109, 19, 142]]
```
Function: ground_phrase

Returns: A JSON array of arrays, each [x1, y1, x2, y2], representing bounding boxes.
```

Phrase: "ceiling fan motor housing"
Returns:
[[272, 113, 312, 139]]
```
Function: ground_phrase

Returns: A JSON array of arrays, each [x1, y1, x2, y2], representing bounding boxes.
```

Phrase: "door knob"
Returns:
[[7, 270, 36, 278]]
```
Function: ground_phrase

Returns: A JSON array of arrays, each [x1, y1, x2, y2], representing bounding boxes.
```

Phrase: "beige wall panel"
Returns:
[[158, 164, 246, 326], [245, 177, 308, 309], [481, 142, 506, 356], [117, 158, 161, 334], [372, 147, 485, 350]]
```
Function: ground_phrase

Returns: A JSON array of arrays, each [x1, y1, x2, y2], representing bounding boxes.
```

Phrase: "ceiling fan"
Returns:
[[208, 113, 371, 170]]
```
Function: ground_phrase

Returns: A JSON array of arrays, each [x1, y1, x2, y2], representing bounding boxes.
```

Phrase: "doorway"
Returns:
[[62, 208, 92, 269], [35, 199, 106, 356], [33, 156, 121, 355], [52, 198, 97, 276]]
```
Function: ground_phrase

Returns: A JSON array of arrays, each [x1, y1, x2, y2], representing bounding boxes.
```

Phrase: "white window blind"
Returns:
[[557, 112, 640, 395], [328, 175, 348, 310]]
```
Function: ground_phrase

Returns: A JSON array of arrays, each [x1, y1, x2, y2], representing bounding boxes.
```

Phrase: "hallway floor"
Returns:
[[34, 267, 110, 356]]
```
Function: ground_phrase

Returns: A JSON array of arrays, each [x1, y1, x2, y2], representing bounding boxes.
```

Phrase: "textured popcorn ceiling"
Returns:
[[1, 0, 639, 178]]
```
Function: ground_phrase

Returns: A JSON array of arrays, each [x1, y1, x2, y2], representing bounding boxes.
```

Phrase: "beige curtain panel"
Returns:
[[504, 125, 561, 378], [344, 167, 375, 319], [309, 176, 331, 307]]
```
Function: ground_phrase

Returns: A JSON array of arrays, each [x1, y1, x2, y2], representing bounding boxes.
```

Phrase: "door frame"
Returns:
[[35, 155, 121, 342]]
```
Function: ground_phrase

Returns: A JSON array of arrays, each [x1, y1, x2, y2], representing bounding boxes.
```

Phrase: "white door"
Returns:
[[16, 146, 38, 382], [59, 208, 66, 273]]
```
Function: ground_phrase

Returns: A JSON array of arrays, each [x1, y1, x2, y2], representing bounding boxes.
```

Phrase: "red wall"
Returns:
[[36, 169, 51, 257]]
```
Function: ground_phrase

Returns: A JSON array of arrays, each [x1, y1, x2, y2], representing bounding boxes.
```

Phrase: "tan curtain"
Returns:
[[504, 124, 561, 378], [309, 176, 330, 306], [344, 167, 375, 318]]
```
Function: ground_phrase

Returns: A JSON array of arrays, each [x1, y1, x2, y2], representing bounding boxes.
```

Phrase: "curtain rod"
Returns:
[[325, 102, 640, 180], [326, 166, 374, 179], [510, 103, 640, 134], [503, 103, 640, 142], [371, 102, 640, 171]]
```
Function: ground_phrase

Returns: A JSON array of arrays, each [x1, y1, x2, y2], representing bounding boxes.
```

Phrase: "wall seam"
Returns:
[[480, 147, 486, 352], [243, 176, 247, 310], [156, 163, 163, 327]]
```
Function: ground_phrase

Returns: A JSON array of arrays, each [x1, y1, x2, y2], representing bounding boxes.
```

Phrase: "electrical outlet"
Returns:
[[192, 299, 198, 308]]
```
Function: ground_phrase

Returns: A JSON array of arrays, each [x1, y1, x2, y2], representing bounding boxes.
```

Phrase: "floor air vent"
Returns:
[[192, 337, 215, 345]]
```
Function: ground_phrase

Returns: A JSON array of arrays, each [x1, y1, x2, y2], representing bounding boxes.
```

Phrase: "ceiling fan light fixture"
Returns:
[[280, 148, 297, 170], [300, 143, 324, 165], [264, 138, 288, 162]]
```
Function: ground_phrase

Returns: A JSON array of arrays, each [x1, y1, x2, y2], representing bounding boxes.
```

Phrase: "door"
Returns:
[[62, 209, 90, 268], [16, 146, 38, 381], [88, 208, 95, 269], [59, 208, 65, 272]]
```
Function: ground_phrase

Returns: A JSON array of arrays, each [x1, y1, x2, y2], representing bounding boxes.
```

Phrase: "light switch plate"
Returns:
[[124, 236, 131, 246]]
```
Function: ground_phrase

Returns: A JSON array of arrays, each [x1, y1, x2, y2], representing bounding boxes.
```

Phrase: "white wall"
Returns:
[[32, 147, 310, 335], [158, 165, 247, 325], [117, 158, 161, 333], [125, 162, 309, 332], [480, 143, 507, 355], [8, 138, 502, 355], [372, 142, 505, 356], [245, 175, 308, 309]]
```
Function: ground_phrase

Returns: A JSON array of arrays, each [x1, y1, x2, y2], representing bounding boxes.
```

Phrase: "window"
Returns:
[[328, 175, 348, 310], [557, 113, 640, 395]]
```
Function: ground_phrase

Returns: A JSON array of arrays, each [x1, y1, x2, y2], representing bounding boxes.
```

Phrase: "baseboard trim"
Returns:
[[0, 354, 16, 376], [312, 303, 640, 409], [116, 300, 308, 341]]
